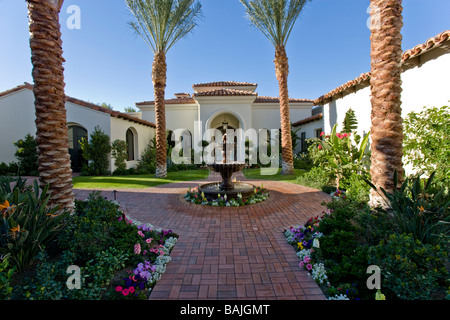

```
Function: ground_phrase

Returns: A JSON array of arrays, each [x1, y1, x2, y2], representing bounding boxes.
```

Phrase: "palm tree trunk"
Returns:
[[152, 52, 167, 178], [27, 0, 75, 211], [275, 46, 295, 175], [369, 0, 404, 207]]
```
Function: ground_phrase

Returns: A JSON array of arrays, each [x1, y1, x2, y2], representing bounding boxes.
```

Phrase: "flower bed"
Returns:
[[284, 185, 449, 300], [184, 185, 269, 207]]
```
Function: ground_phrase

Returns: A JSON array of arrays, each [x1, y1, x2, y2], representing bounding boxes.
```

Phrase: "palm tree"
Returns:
[[125, 0, 202, 178], [27, 0, 75, 211], [240, 0, 310, 175], [368, 0, 404, 207]]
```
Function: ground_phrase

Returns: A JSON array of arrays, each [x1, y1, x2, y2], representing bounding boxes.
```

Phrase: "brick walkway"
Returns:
[[73, 171, 331, 300]]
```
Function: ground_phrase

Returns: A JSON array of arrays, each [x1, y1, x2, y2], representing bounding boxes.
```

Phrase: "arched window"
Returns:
[[68, 125, 88, 172], [126, 129, 135, 161]]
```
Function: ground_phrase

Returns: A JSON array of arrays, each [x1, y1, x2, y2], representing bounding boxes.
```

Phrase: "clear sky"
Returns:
[[1, 0, 449, 113]]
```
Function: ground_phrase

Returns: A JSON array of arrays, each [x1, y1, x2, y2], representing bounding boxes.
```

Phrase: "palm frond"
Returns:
[[240, 0, 309, 47], [125, 0, 202, 53]]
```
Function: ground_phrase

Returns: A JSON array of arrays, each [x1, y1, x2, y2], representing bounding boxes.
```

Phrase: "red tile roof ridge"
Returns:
[[194, 88, 257, 97], [0, 82, 34, 98], [292, 113, 323, 127], [254, 96, 313, 103], [136, 96, 196, 106], [193, 81, 257, 88]]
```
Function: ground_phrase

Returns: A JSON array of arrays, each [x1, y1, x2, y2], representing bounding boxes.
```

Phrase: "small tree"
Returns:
[[111, 139, 129, 174], [79, 126, 111, 176], [13, 133, 38, 176]]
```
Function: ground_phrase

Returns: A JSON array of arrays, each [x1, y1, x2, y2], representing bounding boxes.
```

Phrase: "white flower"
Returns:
[[328, 294, 349, 300], [311, 263, 328, 284]]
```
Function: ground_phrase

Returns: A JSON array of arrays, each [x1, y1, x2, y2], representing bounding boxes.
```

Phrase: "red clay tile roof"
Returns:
[[193, 81, 257, 88], [194, 88, 257, 97], [314, 30, 450, 106], [254, 96, 313, 103], [136, 96, 196, 106], [0, 83, 155, 128], [0, 82, 34, 98], [292, 113, 323, 127]]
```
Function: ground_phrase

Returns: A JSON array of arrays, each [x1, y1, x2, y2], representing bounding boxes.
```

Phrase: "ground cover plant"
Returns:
[[0, 179, 178, 300], [184, 184, 269, 207]]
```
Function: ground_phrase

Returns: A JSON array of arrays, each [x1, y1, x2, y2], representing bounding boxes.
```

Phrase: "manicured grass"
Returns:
[[242, 167, 306, 184], [72, 169, 209, 189]]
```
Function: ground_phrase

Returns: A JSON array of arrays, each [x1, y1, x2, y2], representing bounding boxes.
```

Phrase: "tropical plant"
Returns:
[[27, 0, 75, 211], [365, 171, 450, 245], [0, 254, 15, 300], [79, 126, 111, 176], [125, 0, 203, 178], [240, 0, 310, 175], [111, 139, 129, 174], [403, 106, 449, 189], [13, 134, 38, 176], [342, 108, 358, 133], [310, 124, 370, 189], [0, 178, 69, 271], [368, 0, 405, 206]]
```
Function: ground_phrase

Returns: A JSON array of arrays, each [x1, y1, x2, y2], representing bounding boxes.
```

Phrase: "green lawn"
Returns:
[[242, 167, 306, 184], [72, 169, 209, 189]]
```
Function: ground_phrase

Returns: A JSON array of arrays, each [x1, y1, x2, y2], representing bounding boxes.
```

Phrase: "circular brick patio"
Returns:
[[73, 172, 331, 300]]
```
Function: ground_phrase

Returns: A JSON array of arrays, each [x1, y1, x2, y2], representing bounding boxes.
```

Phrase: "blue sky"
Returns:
[[1, 0, 449, 113]]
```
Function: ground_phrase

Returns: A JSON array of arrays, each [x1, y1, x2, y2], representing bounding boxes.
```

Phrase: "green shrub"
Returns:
[[403, 106, 449, 189], [79, 126, 111, 176], [138, 139, 156, 174], [111, 139, 129, 173], [366, 171, 450, 245], [0, 254, 15, 300], [13, 134, 38, 176], [369, 233, 449, 300], [295, 166, 332, 191]]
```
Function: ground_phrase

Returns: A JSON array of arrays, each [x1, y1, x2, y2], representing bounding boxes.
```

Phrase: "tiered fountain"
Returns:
[[199, 134, 255, 200]]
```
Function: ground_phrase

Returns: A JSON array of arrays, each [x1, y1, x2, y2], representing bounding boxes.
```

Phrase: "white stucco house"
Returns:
[[0, 29, 448, 174], [0, 83, 155, 173], [292, 29, 450, 154]]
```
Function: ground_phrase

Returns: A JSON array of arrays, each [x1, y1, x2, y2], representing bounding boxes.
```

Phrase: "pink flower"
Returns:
[[304, 256, 311, 263], [138, 231, 145, 237], [306, 264, 313, 271], [134, 243, 141, 255], [146, 238, 153, 244], [320, 132, 324, 137], [115, 286, 123, 292], [129, 286, 135, 294], [299, 261, 304, 267], [318, 145, 322, 150], [122, 289, 129, 296]]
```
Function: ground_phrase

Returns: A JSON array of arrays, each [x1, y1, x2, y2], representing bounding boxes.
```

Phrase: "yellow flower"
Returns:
[[10, 225, 26, 233], [298, 242, 303, 250], [375, 290, 386, 300]]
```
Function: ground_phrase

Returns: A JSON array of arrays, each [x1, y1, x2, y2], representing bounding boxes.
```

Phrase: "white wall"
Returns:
[[320, 48, 450, 136], [0, 89, 37, 164], [252, 103, 313, 131], [109, 117, 155, 171]]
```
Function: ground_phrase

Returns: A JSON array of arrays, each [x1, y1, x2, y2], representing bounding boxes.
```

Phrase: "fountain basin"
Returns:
[[199, 182, 256, 201], [207, 162, 246, 191]]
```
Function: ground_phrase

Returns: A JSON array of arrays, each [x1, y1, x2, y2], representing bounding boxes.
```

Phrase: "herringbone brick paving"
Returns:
[[73, 171, 331, 300]]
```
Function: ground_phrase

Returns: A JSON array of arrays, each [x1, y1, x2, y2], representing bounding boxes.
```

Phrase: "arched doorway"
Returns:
[[208, 113, 241, 162], [68, 124, 88, 172]]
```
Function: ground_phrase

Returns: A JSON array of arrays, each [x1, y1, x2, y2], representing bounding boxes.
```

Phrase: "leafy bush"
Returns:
[[0, 178, 69, 272], [111, 139, 129, 174], [369, 233, 449, 300], [79, 126, 111, 176], [295, 166, 332, 191], [366, 171, 450, 245], [0, 254, 15, 299], [137, 139, 156, 174], [403, 106, 449, 189], [13, 134, 38, 176]]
